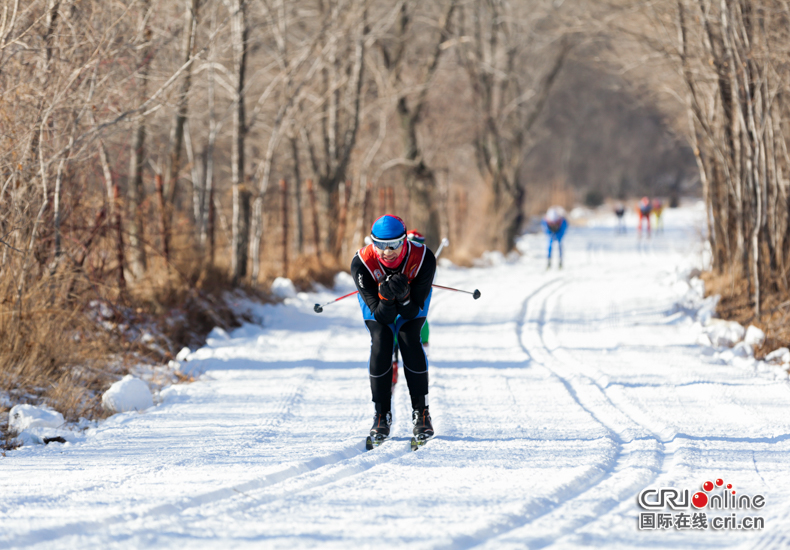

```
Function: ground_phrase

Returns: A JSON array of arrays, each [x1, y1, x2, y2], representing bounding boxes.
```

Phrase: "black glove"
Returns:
[[378, 280, 396, 303], [389, 273, 411, 304]]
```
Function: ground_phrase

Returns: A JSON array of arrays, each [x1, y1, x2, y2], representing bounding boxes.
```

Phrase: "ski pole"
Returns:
[[430, 284, 481, 299], [314, 283, 481, 313], [313, 290, 359, 313]]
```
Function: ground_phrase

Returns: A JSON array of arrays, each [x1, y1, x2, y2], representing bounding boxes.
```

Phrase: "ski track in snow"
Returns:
[[3, 204, 790, 549]]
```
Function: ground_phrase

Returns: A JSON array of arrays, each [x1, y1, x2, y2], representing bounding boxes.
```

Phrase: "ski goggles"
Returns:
[[371, 235, 405, 250]]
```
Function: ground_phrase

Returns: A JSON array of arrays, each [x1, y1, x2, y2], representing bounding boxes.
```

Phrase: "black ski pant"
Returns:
[[365, 317, 428, 411]]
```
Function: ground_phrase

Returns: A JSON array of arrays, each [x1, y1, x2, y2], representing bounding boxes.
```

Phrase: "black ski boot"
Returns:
[[410, 407, 434, 450], [366, 407, 392, 450]]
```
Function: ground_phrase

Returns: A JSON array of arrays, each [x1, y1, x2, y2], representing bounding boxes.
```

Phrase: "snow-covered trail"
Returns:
[[4, 204, 790, 549]]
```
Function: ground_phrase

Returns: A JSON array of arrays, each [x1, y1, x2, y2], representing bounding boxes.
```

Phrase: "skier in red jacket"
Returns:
[[350, 215, 437, 448]]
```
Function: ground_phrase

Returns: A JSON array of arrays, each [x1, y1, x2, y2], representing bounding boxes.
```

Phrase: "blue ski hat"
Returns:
[[371, 214, 407, 240]]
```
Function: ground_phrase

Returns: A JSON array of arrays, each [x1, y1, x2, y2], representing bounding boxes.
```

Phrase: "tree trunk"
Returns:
[[291, 136, 304, 254], [128, 0, 153, 279], [232, 185, 251, 284], [229, 0, 248, 282], [163, 0, 199, 249]]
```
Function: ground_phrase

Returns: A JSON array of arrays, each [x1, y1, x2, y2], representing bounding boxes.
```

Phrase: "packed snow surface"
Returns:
[[3, 203, 790, 549]]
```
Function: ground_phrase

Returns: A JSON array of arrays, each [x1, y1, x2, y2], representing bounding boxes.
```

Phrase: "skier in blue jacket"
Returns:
[[542, 207, 567, 269]]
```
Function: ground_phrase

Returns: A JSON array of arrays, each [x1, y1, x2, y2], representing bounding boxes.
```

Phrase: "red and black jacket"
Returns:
[[350, 241, 436, 325]]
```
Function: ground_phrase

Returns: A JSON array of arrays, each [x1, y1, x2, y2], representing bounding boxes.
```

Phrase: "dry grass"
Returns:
[[0, 269, 123, 449], [284, 254, 343, 291], [701, 269, 790, 359], [0, 228, 261, 449]]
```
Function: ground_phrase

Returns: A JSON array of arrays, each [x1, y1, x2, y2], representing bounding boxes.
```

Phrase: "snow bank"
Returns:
[[176, 346, 191, 361], [731, 341, 754, 358], [705, 319, 745, 347], [744, 325, 765, 347], [206, 326, 230, 344], [766, 347, 790, 364], [102, 375, 153, 414], [671, 272, 720, 325], [8, 404, 64, 432], [271, 277, 297, 299]]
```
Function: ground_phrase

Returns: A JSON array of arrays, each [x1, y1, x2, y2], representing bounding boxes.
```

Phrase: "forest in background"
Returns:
[[2, 0, 787, 426]]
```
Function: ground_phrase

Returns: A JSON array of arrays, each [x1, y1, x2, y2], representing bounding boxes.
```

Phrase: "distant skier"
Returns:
[[351, 215, 436, 448], [652, 198, 664, 234], [614, 203, 626, 234], [637, 197, 652, 238], [542, 207, 567, 269]]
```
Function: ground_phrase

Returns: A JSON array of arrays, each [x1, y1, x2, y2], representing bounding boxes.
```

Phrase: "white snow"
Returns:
[[2, 203, 790, 549], [101, 375, 154, 414], [706, 318, 746, 347], [745, 325, 766, 347], [271, 277, 297, 299], [766, 347, 790, 364], [8, 404, 64, 432], [175, 346, 192, 361]]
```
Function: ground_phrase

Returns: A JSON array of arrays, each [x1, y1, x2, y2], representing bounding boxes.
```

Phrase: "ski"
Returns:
[[410, 434, 433, 451], [365, 434, 389, 450]]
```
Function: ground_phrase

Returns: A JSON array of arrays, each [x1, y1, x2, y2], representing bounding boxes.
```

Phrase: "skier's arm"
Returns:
[[350, 256, 398, 325], [396, 249, 436, 320]]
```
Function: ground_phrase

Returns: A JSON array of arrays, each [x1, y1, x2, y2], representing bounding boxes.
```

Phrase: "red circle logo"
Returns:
[[692, 492, 709, 509]]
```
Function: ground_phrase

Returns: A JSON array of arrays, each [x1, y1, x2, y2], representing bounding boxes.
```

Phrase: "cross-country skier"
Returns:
[[542, 207, 567, 269], [614, 203, 626, 234], [652, 198, 664, 234], [351, 215, 437, 447], [637, 196, 652, 238]]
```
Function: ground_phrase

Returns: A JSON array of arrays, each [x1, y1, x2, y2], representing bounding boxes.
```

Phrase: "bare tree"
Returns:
[[300, 1, 368, 257], [374, 0, 455, 250], [127, 0, 155, 279], [163, 0, 201, 256], [456, 0, 570, 251], [228, 0, 249, 283]]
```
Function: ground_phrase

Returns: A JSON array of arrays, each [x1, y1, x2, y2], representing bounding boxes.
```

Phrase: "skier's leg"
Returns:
[[394, 289, 432, 411], [397, 318, 429, 407], [547, 236, 553, 268], [397, 317, 435, 440], [420, 319, 430, 349], [558, 238, 563, 268], [364, 320, 396, 411]]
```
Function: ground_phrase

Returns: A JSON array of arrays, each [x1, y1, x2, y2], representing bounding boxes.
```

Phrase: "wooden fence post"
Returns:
[[232, 185, 251, 284], [155, 174, 170, 265], [307, 179, 321, 258], [113, 183, 126, 291], [335, 180, 351, 256], [280, 179, 289, 275], [208, 186, 215, 266]]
